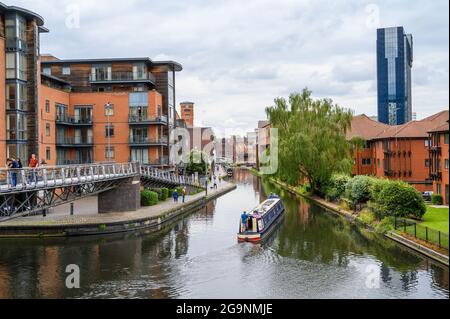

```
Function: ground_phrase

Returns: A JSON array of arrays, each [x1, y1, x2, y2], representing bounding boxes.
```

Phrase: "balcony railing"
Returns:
[[148, 157, 169, 166], [56, 115, 93, 125], [129, 136, 169, 145], [89, 72, 156, 84], [5, 37, 27, 51], [128, 115, 168, 125], [56, 137, 94, 146]]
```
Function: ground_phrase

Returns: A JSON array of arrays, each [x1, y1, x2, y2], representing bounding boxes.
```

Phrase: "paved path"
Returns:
[[0, 179, 234, 228]]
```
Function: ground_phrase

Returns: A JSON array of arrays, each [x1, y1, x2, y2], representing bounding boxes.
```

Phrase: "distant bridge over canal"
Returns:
[[0, 163, 203, 222]]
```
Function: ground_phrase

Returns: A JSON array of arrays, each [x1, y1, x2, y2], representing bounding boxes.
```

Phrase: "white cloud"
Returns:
[[13, 0, 450, 130]]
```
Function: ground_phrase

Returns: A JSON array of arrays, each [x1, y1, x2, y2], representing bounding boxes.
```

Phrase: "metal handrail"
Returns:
[[89, 71, 156, 83], [0, 162, 138, 193]]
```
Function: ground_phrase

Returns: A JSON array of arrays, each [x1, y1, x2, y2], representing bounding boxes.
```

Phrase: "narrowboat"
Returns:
[[237, 194, 285, 243]]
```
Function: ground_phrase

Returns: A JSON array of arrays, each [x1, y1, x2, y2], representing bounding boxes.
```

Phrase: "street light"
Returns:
[[105, 102, 113, 162]]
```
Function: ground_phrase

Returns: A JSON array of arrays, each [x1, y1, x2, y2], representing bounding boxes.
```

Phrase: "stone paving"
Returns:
[[0, 172, 233, 228]]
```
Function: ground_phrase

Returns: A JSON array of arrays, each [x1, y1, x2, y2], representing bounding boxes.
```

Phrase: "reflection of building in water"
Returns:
[[0, 265, 11, 299], [233, 169, 253, 185], [297, 200, 310, 225], [37, 247, 63, 298]]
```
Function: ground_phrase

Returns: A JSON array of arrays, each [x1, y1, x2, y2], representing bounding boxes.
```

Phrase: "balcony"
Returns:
[[56, 137, 94, 147], [5, 37, 27, 51], [430, 171, 443, 181], [128, 115, 168, 126], [148, 157, 169, 166], [429, 146, 442, 154], [89, 72, 156, 84], [56, 115, 93, 126], [129, 136, 169, 147]]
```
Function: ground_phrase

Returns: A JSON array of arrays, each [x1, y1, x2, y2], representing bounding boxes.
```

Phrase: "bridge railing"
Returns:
[[140, 165, 204, 188], [0, 163, 138, 193]]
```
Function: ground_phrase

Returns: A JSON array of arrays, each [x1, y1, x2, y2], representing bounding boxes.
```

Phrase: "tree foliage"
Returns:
[[185, 150, 208, 176], [265, 89, 354, 192]]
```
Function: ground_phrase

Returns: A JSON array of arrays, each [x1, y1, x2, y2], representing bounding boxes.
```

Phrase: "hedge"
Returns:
[[161, 188, 169, 201], [141, 190, 158, 206], [432, 194, 443, 205]]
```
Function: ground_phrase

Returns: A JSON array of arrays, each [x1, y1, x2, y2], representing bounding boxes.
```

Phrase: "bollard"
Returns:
[[43, 209, 47, 218], [70, 203, 74, 216]]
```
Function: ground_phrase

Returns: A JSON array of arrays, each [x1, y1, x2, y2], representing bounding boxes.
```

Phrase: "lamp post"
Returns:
[[105, 102, 112, 162]]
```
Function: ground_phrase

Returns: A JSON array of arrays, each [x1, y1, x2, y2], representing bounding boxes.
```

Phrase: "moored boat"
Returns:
[[237, 194, 285, 243]]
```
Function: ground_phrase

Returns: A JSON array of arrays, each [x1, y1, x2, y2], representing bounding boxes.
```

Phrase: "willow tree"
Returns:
[[265, 89, 353, 193]]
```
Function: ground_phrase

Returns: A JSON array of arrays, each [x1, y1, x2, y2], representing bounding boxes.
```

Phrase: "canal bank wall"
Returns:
[[0, 183, 237, 238], [261, 175, 449, 266]]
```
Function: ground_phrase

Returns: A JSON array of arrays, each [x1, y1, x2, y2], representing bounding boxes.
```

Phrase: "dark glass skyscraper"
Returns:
[[377, 27, 413, 125]]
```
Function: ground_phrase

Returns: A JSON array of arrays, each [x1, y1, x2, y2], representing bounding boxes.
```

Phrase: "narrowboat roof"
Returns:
[[248, 198, 280, 218]]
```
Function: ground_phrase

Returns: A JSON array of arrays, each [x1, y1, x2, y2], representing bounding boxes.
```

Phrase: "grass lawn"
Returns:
[[421, 206, 449, 233], [396, 206, 449, 250]]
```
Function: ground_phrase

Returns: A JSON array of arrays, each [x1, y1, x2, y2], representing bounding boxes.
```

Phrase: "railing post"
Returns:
[[42, 167, 48, 186], [70, 203, 74, 216], [414, 223, 417, 238], [403, 218, 406, 233], [439, 231, 441, 248], [21, 170, 26, 186]]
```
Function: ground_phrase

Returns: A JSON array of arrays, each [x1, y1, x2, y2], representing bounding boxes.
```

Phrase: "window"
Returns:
[[62, 65, 71, 75], [45, 100, 50, 113], [91, 64, 111, 81], [362, 158, 371, 166], [105, 146, 115, 159], [106, 125, 114, 137], [445, 133, 449, 145], [105, 104, 114, 116], [43, 67, 51, 75], [437, 184, 442, 195], [425, 159, 431, 167], [446, 159, 449, 170], [46, 147, 51, 161], [46, 123, 51, 136], [425, 139, 431, 147], [6, 53, 16, 78]]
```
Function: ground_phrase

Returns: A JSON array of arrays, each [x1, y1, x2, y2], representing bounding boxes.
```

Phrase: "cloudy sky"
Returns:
[[13, 0, 449, 136]]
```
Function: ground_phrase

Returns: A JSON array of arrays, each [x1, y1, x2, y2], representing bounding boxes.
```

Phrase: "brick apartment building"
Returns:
[[1, 3, 182, 167], [350, 111, 449, 195], [428, 120, 450, 204]]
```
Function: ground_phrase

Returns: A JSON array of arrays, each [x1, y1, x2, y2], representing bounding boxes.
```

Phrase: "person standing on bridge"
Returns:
[[28, 154, 39, 183], [7, 157, 19, 187]]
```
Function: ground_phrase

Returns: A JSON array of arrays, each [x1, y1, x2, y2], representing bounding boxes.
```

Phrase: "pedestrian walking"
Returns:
[[182, 187, 186, 203], [173, 189, 179, 203], [8, 157, 19, 187], [213, 175, 218, 189]]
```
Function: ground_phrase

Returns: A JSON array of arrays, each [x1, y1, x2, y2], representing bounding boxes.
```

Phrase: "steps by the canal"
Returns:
[[0, 182, 237, 238]]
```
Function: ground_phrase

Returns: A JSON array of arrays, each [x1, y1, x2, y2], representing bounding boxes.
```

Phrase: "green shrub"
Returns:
[[325, 174, 351, 201], [150, 188, 162, 200], [374, 180, 426, 219], [359, 209, 376, 226], [374, 216, 395, 234], [141, 190, 158, 206], [345, 175, 374, 209], [432, 194, 443, 205], [161, 188, 169, 201]]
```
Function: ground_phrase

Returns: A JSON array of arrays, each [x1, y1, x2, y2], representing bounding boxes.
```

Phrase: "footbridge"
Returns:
[[0, 162, 203, 222]]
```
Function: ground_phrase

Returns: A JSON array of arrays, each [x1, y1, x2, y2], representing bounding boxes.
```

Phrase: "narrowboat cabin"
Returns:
[[237, 194, 285, 243]]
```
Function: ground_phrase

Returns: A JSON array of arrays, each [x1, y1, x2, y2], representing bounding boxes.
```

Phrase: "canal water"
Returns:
[[0, 169, 448, 299]]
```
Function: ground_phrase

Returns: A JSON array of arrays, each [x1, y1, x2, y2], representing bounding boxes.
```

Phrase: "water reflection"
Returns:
[[0, 169, 448, 299]]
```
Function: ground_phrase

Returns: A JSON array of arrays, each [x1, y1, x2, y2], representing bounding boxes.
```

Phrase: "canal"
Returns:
[[0, 169, 448, 299]]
